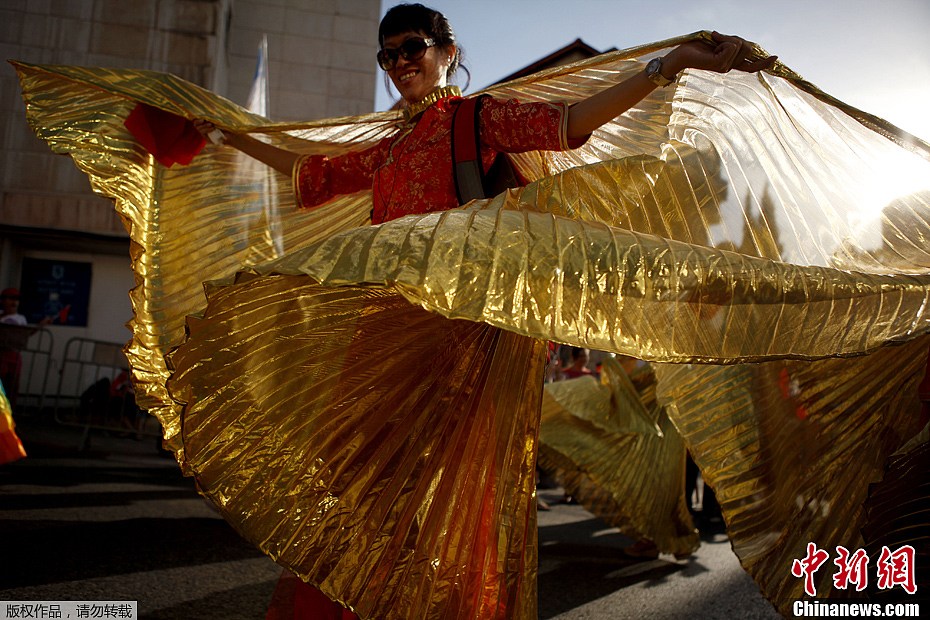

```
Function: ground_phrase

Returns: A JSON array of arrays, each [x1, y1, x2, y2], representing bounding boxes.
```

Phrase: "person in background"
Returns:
[[0, 289, 31, 462], [561, 346, 596, 380], [0, 288, 53, 408], [1, 288, 29, 408], [0, 288, 27, 327]]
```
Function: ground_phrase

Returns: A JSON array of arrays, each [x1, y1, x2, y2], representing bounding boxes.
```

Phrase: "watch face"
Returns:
[[646, 57, 670, 85]]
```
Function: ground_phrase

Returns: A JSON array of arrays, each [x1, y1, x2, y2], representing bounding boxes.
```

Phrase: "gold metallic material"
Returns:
[[171, 277, 545, 618], [259, 194, 930, 363], [654, 340, 928, 614], [538, 357, 699, 557], [0, 380, 27, 465], [403, 85, 462, 121], [12, 30, 930, 617], [12, 60, 394, 461], [862, 426, 930, 602]]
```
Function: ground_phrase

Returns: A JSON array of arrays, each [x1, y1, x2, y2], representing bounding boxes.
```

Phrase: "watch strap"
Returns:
[[645, 57, 676, 88]]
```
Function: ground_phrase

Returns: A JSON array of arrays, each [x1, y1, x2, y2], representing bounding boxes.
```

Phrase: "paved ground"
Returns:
[[0, 416, 781, 619]]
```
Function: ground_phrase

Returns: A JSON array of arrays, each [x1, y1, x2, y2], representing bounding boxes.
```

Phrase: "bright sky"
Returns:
[[375, 0, 930, 141]]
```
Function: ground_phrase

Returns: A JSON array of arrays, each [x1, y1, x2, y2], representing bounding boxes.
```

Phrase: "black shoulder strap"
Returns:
[[452, 95, 526, 206], [451, 95, 486, 205]]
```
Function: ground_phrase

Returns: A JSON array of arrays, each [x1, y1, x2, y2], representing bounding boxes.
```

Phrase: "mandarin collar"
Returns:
[[402, 85, 463, 122]]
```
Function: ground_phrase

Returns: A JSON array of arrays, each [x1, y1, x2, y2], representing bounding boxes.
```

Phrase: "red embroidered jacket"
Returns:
[[293, 96, 583, 223]]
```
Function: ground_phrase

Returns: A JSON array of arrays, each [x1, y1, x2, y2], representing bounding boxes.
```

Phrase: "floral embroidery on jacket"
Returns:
[[294, 97, 579, 223]]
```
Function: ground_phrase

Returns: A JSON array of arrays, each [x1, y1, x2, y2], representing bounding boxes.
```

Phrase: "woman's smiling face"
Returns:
[[383, 31, 454, 103]]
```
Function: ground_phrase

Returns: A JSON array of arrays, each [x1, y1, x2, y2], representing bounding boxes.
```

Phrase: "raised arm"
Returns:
[[567, 32, 776, 140], [192, 120, 298, 176]]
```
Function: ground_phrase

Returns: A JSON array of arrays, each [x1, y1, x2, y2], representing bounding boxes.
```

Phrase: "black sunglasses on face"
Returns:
[[377, 37, 436, 71]]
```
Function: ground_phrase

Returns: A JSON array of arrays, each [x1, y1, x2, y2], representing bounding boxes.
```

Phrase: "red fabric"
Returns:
[[123, 103, 206, 167], [562, 367, 593, 380], [0, 427, 26, 465], [294, 96, 578, 223], [0, 398, 25, 465], [265, 571, 358, 620]]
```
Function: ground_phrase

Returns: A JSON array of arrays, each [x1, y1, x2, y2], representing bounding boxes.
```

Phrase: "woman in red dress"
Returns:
[[16, 4, 930, 613], [191, 5, 774, 617], [201, 4, 773, 222]]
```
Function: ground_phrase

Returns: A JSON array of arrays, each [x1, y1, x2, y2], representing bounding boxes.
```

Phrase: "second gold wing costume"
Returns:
[[539, 356, 699, 558], [13, 32, 930, 617]]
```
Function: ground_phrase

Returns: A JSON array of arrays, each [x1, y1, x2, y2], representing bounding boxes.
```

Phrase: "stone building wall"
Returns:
[[227, 0, 379, 121], [1, 0, 379, 241], [0, 0, 379, 389]]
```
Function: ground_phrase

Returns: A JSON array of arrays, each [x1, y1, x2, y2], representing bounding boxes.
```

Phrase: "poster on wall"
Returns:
[[18, 258, 92, 327]]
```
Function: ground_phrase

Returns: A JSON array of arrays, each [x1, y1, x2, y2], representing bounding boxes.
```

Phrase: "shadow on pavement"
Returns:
[[537, 516, 690, 618], [141, 581, 279, 620], [0, 516, 268, 588], [538, 553, 685, 618]]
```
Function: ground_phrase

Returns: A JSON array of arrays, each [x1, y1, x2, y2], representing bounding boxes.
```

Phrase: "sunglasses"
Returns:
[[377, 37, 436, 71]]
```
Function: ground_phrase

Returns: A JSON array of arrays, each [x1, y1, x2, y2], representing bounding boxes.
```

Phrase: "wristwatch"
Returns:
[[645, 57, 677, 87]]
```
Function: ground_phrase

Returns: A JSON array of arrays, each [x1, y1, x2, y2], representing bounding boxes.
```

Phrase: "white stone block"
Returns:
[[49, 0, 93, 20], [336, 0, 377, 20], [275, 88, 326, 121], [283, 8, 333, 39], [328, 40, 371, 72], [233, 1, 286, 35], [326, 67, 372, 98], [0, 10, 25, 45], [93, 0, 157, 28], [333, 14, 374, 44], [282, 34, 331, 68], [46, 16, 93, 52], [90, 22, 150, 57], [157, 0, 217, 34], [21, 13, 49, 47]]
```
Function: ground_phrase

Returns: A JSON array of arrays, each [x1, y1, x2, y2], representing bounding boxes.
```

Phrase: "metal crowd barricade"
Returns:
[[0, 325, 53, 415], [53, 337, 159, 448]]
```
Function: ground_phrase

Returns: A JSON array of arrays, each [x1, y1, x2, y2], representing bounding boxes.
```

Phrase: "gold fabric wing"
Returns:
[[12, 61, 394, 460], [862, 429, 930, 602], [13, 31, 930, 618], [170, 275, 545, 618], [655, 346, 927, 612], [538, 357, 699, 557], [260, 193, 930, 363]]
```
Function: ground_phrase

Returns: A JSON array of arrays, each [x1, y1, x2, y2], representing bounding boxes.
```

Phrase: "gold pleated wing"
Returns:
[[862, 429, 930, 603], [13, 31, 930, 618], [654, 344, 927, 614], [538, 357, 699, 557], [11, 61, 396, 461], [170, 276, 546, 618]]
